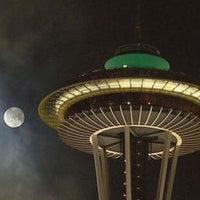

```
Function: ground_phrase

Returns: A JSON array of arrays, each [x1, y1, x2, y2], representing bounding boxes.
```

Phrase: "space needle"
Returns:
[[38, 2, 200, 200]]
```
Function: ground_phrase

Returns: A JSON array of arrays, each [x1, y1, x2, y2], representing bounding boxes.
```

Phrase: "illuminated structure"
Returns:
[[38, 44, 200, 200]]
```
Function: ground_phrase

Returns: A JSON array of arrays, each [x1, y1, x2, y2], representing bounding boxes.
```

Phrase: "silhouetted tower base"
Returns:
[[91, 126, 180, 200]]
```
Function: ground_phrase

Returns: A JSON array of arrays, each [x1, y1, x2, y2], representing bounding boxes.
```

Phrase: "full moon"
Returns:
[[4, 107, 25, 128]]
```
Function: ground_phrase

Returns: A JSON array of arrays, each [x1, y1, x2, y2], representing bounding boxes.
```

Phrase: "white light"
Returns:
[[96, 80, 108, 89], [106, 79, 120, 88], [192, 91, 200, 98], [68, 88, 81, 96], [85, 83, 99, 91], [154, 80, 167, 89], [164, 81, 179, 91], [4, 107, 25, 128], [131, 78, 142, 87], [183, 87, 198, 95], [118, 79, 130, 88], [173, 83, 188, 93], [143, 79, 155, 88]]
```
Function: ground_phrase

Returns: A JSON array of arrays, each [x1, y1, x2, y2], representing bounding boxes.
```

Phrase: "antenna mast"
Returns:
[[134, 0, 142, 41]]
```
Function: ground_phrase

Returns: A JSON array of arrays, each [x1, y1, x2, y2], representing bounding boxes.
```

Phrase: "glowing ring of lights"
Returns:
[[38, 74, 200, 157], [57, 78, 200, 115], [39, 77, 200, 127], [89, 125, 182, 159]]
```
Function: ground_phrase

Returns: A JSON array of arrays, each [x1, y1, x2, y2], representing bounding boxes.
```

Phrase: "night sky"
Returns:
[[0, 0, 200, 199]]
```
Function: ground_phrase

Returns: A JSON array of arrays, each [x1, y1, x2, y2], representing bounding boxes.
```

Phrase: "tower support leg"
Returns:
[[165, 144, 180, 200], [124, 126, 132, 200], [156, 133, 171, 200], [92, 134, 110, 200], [100, 147, 110, 200]]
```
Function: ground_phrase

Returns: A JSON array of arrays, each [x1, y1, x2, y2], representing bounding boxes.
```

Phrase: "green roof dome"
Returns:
[[104, 53, 170, 71]]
